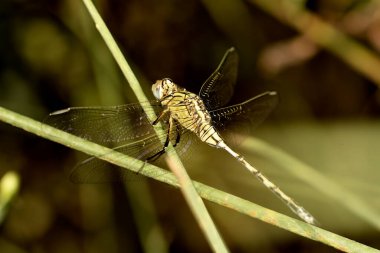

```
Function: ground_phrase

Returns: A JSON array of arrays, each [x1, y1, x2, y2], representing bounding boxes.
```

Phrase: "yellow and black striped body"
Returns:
[[151, 78, 316, 224], [161, 90, 224, 148]]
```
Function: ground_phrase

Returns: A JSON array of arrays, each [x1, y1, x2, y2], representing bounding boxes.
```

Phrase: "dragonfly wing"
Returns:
[[209, 91, 278, 132], [46, 101, 196, 183], [199, 47, 238, 110], [69, 133, 167, 183], [44, 101, 163, 147], [69, 128, 194, 183]]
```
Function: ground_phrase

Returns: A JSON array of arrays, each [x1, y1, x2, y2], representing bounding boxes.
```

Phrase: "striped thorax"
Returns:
[[152, 78, 224, 147]]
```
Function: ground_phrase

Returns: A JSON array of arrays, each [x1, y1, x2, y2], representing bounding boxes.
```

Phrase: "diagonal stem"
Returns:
[[80, 0, 228, 252], [0, 106, 379, 253]]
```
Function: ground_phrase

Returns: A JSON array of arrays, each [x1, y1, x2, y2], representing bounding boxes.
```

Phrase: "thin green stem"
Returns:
[[0, 107, 379, 253], [80, 0, 228, 252]]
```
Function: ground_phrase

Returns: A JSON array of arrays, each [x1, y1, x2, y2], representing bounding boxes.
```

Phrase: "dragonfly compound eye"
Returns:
[[152, 78, 178, 99], [152, 79, 165, 99], [162, 78, 173, 85]]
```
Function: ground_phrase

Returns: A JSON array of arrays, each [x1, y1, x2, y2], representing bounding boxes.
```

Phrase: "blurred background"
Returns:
[[0, 0, 380, 252]]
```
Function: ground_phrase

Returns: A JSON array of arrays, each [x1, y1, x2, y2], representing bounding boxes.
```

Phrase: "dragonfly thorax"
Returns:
[[152, 78, 184, 100], [154, 82, 225, 148]]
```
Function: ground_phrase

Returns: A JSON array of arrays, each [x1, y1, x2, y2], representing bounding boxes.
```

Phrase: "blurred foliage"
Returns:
[[0, 0, 379, 252]]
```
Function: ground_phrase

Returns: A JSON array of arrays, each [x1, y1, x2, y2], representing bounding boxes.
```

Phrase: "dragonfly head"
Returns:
[[152, 78, 181, 99]]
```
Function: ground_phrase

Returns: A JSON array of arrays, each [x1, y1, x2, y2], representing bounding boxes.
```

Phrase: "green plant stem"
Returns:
[[249, 0, 380, 87], [64, 5, 168, 251], [80, 0, 228, 252], [0, 107, 379, 252]]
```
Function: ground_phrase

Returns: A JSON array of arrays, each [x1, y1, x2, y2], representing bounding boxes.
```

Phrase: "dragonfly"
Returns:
[[46, 47, 316, 224]]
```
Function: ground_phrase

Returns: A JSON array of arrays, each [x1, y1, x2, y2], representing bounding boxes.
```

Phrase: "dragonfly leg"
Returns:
[[152, 108, 169, 125], [173, 121, 181, 147], [146, 116, 174, 162], [146, 149, 166, 162], [136, 160, 148, 175]]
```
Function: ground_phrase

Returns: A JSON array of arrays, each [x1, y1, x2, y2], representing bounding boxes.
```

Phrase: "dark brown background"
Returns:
[[0, 0, 379, 252]]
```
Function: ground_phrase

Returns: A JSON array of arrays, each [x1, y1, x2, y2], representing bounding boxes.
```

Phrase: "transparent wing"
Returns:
[[198, 47, 238, 110], [209, 91, 278, 132], [69, 131, 193, 183], [44, 101, 163, 147], [44, 101, 193, 183], [69, 135, 163, 183]]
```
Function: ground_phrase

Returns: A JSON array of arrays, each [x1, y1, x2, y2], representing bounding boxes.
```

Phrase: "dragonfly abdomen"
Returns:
[[197, 123, 224, 147]]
